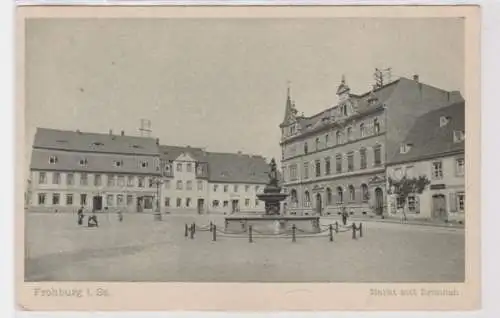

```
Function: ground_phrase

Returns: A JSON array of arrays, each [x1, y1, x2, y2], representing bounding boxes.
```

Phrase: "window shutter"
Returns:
[[449, 193, 457, 212]]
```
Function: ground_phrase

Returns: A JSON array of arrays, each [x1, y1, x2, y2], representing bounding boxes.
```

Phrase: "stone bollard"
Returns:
[[352, 223, 357, 240], [249, 225, 253, 243], [359, 223, 363, 238], [192, 222, 196, 235], [184, 224, 188, 238], [190, 224, 195, 239], [292, 224, 296, 243], [335, 221, 339, 233], [210, 221, 213, 232], [212, 225, 217, 241], [329, 224, 333, 242]]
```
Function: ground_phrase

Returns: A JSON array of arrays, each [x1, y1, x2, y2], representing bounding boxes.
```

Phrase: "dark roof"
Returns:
[[389, 101, 465, 164], [205, 152, 269, 184], [159, 145, 207, 162], [33, 128, 159, 155]]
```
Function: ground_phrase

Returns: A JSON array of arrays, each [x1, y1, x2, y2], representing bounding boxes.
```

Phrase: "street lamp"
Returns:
[[151, 176, 163, 221]]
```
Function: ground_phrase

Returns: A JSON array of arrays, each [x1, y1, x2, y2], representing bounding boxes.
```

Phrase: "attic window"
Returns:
[[113, 160, 123, 168], [453, 130, 465, 143], [131, 144, 142, 149], [48, 156, 58, 164], [79, 158, 88, 166], [400, 143, 413, 154], [440, 116, 451, 127], [140, 161, 148, 168]]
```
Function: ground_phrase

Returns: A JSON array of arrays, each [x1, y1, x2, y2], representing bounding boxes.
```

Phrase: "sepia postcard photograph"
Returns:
[[15, 5, 481, 311]]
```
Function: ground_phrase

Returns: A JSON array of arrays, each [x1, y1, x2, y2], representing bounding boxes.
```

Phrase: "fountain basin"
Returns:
[[224, 215, 321, 234]]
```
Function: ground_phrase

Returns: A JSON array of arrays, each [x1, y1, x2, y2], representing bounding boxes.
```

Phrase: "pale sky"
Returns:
[[25, 18, 464, 172]]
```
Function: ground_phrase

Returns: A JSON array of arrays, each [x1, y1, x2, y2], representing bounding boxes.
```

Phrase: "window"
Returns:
[[360, 148, 367, 169], [176, 180, 183, 190], [234, 185, 239, 192], [176, 163, 182, 172], [453, 130, 465, 143], [337, 187, 343, 204], [212, 200, 220, 208], [457, 193, 465, 211], [347, 152, 354, 172], [245, 185, 250, 192], [117, 194, 124, 206], [107, 175, 115, 187], [374, 118, 380, 134], [223, 185, 228, 192], [326, 188, 333, 205], [342, 104, 347, 116], [440, 116, 450, 127], [196, 164, 203, 176], [106, 194, 114, 206], [127, 195, 133, 206], [303, 163, 309, 179], [80, 194, 87, 206], [315, 160, 321, 177], [197, 180, 203, 191], [456, 158, 465, 176], [408, 195, 416, 212], [397, 196, 405, 209], [374, 145, 382, 166], [400, 143, 412, 154], [66, 194, 73, 205], [114, 160, 123, 168], [148, 178, 153, 188], [213, 184, 218, 192], [79, 158, 88, 167], [138, 177, 145, 188], [176, 198, 182, 207], [165, 164, 172, 174], [140, 161, 148, 168], [361, 184, 369, 202], [325, 134, 329, 146], [49, 156, 58, 164], [52, 193, 60, 205], [255, 185, 260, 192], [223, 201, 229, 208], [360, 123, 366, 137], [255, 199, 260, 207], [127, 176, 134, 187], [304, 191, 311, 207], [117, 176, 125, 187], [336, 131, 342, 144], [186, 180, 192, 190], [186, 163, 192, 172], [38, 172, 46, 184], [38, 193, 46, 205], [164, 180, 171, 189], [52, 172, 60, 184], [406, 166, 414, 178], [186, 198, 191, 207], [432, 161, 443, 179], [325, 157, 331, 175], [315, 138, 320, 150], [245, 199, 250, 207], [394, 168, 403, 179], [336, 154, 342, 173], [80, 173, 88, 186], [94, 174, 102, 186], [346, 127, 352, 141], [349, 185, 355, 201], [304, 142, 308, 154], [289, 165, 298, 181]]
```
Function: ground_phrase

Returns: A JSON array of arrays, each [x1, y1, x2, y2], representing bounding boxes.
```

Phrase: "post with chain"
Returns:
[[184, 224, 188, 238], [352, 223, 357, 240], [329, 224, 333, 242], [212, 225, 217, 241], [292, 224, 296, 243], [335, 221, 339, 233], [248, 225, 253, 243], [359, 222, 363, 238], [190, 223, 195, 239], [192, 222, 196, 235], [210, 221, 213, 232]]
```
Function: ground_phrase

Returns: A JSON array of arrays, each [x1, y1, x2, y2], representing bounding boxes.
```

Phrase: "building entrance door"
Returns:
[[136, 197, 143, 213], [432, 194, 447, 221], [375, 187, 384, 215], [315, 193, 322, 215], [197, 198, 205, 214], [92, 195, 103, 212], [231, 200, 239, 214]]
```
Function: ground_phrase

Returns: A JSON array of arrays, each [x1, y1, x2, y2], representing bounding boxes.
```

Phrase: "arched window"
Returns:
[[315, 137, 320, 150], [336, 187, 343, 204], [326, 188, 333, 205], [304, 191, 311, 207], [290, 189, 298, 207], [336, 131, 342, 144], [349, 185, 355, 201], [347, 127, 352, 141], [304, 142, 308, 154], [361, 184, 369, 202], [360, 123, 366, 137], [374, 118, 380, 134]]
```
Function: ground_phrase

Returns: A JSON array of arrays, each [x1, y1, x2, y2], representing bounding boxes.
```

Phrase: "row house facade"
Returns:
[[280, 74, 464, 217], [386, 101, 465, 222], [29, 128, 161, 213]]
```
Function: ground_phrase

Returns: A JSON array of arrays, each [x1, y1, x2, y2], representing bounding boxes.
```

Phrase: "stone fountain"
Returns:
[[224, 158, 321, 234]]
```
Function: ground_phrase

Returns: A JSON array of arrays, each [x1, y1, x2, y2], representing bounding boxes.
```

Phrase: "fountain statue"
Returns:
[[257, 158, 288, 216]]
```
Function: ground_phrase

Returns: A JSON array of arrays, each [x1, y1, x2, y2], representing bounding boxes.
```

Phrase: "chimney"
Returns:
[[121, 130, 124, 136], [237, 151, 242, 155], [76, 129, 81, 134], [413, 74, 419, 82], [155, 138, 159, 145], [109, 129, 113, 135]]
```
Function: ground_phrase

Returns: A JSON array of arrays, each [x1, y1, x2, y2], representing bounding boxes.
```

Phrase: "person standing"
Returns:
[[77, 206, 84, 225]]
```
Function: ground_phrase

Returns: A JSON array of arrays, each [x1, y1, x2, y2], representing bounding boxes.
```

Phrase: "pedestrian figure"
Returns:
[[400, 207, 408, 224], [77, 206, 84, 226], [117, 209, 123, 222], [88, 212, 99, 228], [341, 207, 348, 226]]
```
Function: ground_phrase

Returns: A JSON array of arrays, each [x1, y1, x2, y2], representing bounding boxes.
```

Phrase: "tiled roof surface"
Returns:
[[159, 145, 207, 162], [389, 101, 465, 164], [205, 152, 269, 184], [33, 128, 159, 155]]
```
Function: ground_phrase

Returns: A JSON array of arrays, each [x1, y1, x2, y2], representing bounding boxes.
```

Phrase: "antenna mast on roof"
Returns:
[[139, 119, 152, 137], [373, 67, 392, 88]]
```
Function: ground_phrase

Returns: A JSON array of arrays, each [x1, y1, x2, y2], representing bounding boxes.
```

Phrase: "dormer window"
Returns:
[[113, 160, 123, 168], [453, 130, 465, 143], [79, 158, 88, 167], [92, 141, 104, 147], [48, 156, 58, 164], [440, 116, 450, 127], [140, 161, 148, 168], [400, 143, 413, 154]]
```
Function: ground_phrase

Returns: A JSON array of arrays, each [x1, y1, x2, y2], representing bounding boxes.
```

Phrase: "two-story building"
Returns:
[[29, 128, 161, 213], [280, 74, 463, 216], [386, 101, 465, 222]]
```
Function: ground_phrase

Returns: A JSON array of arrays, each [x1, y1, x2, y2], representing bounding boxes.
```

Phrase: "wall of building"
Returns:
[[206, 182, 265, 214], [386, 153, 465, 222]]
